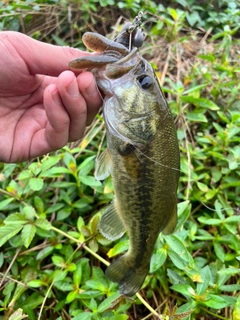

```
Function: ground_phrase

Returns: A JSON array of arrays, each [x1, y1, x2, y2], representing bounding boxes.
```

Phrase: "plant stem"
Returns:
[[50, 225, 109, 266], [201, 307, 229, 320], [136, 293, 163, 319]]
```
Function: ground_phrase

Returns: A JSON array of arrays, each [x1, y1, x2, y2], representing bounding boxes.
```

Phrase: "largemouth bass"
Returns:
[[69, 17, 180, 296]]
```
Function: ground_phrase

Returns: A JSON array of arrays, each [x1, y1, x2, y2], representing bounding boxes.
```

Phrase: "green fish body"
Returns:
[[69, 26, 180, 296]]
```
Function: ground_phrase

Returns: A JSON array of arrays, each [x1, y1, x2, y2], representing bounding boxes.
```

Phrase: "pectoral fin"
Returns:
[[94, 149, 112, 181], [99, 202, 125, 241], [162, 205, 177, 235]]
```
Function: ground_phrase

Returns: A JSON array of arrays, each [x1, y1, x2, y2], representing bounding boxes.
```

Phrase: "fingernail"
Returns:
[[66, 79, 79, 97], [85, 78, 97, 97], [52, 90, 62, 106]]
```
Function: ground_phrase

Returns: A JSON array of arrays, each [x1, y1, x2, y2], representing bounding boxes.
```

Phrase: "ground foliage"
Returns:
[[0, 0, 240, 319]]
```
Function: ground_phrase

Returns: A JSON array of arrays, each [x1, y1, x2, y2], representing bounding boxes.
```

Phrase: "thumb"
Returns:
[[8, 31, 90, 76]]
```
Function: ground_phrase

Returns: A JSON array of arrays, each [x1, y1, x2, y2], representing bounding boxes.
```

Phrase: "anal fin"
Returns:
[[99, 202, 125, 241]]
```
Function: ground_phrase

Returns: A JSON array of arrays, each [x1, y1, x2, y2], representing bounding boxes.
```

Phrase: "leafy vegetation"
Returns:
[[0, 1, 239, 319]]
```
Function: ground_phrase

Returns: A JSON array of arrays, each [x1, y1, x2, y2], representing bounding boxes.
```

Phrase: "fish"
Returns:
[[69, 16, 180, 296]]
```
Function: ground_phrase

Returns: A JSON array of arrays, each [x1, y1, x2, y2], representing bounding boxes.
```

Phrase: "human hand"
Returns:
[[0, 31, 102, 163]]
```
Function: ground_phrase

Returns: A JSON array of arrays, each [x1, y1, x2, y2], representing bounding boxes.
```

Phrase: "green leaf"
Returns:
[[89, 215, 100, 234], [21, 292, 44, 311], [181, 96, 219, 110], [219, 284, 240, 292], [176, 200, 191, 229], [218, 267, 240, 275], [66, 262, 76, 272], [79, 175, 102, 187], [77, 216, 85, 233], [29, 177, 44, 191], [196, 266, 211, 295], [73, 199, 89, 209], [45, 203, 64, 214], [36, 246, 54, 260], [197, 182, 209, 192], [233, 295, 240, 320], [34, 196, 45, 213], [212, 169, 222, 183], [4, 213, 28, 225], [81, 226, 91, 237], [186, 112, 208, 122], [176, 0, 189, 8], [54, 281, 74, 291], [77, 290, 102, 300], [52, 255, 65, 267], [96, 234, 112, 246], [89, 239, 98, 252], [78, 155, 95, 175], [169, 8, 178, 21], [0, 225, 23, 247], [213, 242, 225, 262], [171, 284, 195, 297], [183, 84, 207, 95], [51, 182, 76, 188], [40, 167, 72, 177], [9, 308, 27, 320], [198, 53, 215, 62], [18, 170, 32, 180], [3, 282, 15, 304], [0, 198, 14, 210], [23, 206, 36, 220], [221, 295, 237, 307], [86, 298, 98, 311], [27, 280, 45, 288], [205, 189, 218, 200], [168, 250, 188, 269], [107, 240, 129, 258], [85, 279, 107, 292], [150, 248, 167, 273], [21, 224, 36, 248], [52, 270, 68, 282], [225, 216, 240, 223], [66, 290, 79, 303], [56, 208, 72, 221], [198, 216, 222, 225], [35, 218, 51, 230], [41, 155, 61, 172], [98, 292, 122, 312], [217, 111, 230, 124], [165, 234, 189, 262], [73, 263, 82, 288], [59, 190, 72, 205], [0, 252, 4, 268], [203, 294, 230, 308], [176, 301, 196, 315], [107, 316, 129, 320], [72, 312, 92, 320]]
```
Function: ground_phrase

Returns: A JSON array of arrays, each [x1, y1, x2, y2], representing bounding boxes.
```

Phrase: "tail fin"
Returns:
[[105, 255, 148, 296]]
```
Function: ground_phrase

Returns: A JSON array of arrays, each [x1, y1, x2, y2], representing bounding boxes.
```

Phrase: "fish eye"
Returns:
[[138, 75, 153, 90]]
